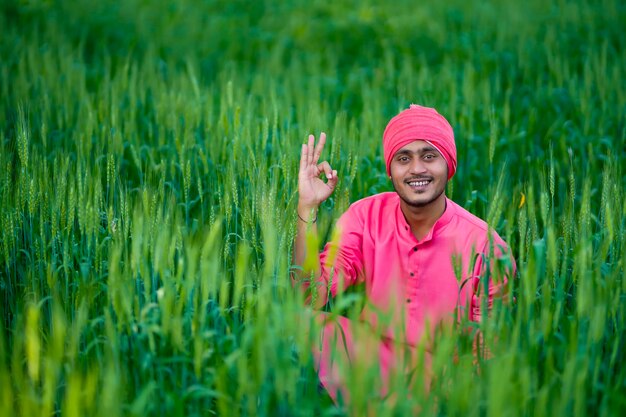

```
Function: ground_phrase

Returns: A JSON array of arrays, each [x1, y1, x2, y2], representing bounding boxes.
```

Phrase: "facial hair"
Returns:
[[391, 177, 447, 208]]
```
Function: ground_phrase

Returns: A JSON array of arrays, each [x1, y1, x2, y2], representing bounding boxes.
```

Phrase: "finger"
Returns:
[[299, 143, 308, 172], [327, 170, 339, 189], [317, 161, 333, 179], [307, 134, 315, 165], [312, 132, 326, 165]]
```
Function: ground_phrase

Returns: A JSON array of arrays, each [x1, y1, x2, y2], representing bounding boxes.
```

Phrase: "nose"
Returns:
[[408, 157, 427, 175]]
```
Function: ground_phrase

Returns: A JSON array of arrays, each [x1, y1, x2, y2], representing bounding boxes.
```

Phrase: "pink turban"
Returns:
[[382, 104, 457, 179]]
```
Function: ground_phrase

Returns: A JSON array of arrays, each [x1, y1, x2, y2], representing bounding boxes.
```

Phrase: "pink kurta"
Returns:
[[305, 192, 514, 401]]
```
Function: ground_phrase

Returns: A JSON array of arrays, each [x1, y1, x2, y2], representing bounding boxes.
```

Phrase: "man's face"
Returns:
[[389, 140, 448, 208]]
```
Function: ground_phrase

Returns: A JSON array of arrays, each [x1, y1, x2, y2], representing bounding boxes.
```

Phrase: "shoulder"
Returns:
[[447, 199, 508, 248], [448, 199, 490, 232], [349, 191, 398, 212], [337, 192, 398, 228]]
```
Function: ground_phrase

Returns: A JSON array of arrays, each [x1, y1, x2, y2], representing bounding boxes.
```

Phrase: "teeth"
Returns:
[[408, 180, 429, 186]]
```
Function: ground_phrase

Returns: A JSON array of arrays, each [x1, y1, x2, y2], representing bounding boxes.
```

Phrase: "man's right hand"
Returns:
[[298, 132, 338, 217]]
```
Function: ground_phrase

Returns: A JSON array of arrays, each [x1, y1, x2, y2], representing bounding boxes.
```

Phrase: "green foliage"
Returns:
[[1, 0, 625, 415]]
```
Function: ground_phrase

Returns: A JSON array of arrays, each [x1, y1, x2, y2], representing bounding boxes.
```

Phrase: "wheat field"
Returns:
[[0, 0, 624, 416]]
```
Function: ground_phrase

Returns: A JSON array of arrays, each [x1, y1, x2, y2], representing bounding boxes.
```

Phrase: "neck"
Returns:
[[400, 193, 447, 241]]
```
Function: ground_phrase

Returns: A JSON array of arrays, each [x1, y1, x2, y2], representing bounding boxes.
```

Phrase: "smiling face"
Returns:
[[389, 140, 448, 209]]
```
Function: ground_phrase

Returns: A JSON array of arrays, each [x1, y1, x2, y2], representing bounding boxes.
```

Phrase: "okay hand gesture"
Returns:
[[298, 132, 338, 211]]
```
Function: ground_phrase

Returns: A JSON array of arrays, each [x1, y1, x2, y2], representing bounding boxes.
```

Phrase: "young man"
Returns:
[[293, 104, 515, 402]]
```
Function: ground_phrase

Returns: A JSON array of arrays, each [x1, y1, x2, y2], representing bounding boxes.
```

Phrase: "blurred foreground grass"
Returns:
[[0, 0, 625, 415]]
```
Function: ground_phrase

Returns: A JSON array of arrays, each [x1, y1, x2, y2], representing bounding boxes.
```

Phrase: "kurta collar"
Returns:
[[396, 196, 455, 245]]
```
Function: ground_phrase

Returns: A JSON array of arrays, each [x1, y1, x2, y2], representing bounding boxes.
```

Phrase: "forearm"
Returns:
[[293, 205, 320, 275], [292, 204, 327, 306], [469, 241, 515, 363], [293, 205, 319, 266], [293, 132, 338, 306]]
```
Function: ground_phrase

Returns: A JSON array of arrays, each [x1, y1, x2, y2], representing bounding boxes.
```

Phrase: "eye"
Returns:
[[423, 153, 437, 160], [397, 156, 410, 163]]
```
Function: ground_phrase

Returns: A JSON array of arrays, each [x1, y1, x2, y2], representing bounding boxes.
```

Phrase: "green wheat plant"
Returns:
[[0, 0, 624, 415]]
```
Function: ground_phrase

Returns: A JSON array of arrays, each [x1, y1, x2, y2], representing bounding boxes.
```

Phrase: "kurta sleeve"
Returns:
[[316, 206, 366, 304], [470, 233, 517, 323]]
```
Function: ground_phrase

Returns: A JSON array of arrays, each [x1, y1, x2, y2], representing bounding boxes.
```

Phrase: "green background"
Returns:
[[1, 0, 624, 415]]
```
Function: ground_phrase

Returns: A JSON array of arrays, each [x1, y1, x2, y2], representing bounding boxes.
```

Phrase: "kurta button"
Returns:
[[413, 247, 418, 252], [406, 298, 411, 303], [410, 272, 414, 277]]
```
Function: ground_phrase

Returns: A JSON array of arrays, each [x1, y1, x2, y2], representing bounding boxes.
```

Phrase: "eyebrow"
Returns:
[[395, 146, 439, 156]]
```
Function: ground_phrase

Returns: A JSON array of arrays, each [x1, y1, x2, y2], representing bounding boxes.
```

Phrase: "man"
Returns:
[[292, 104, 515, 403]]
